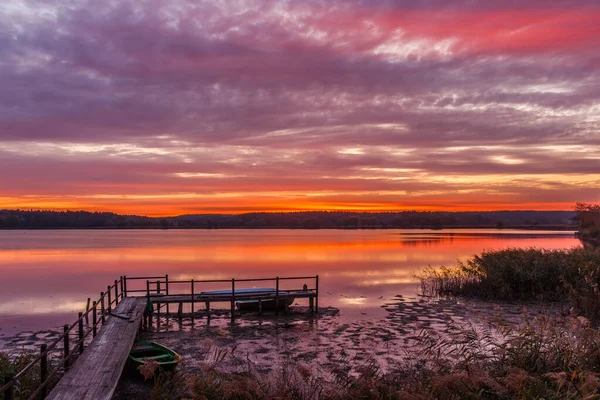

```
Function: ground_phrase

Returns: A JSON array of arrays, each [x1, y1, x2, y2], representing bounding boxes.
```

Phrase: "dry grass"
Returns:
[[130, 247, 600, 399], [135, 315, 600, 400], [418, 247, 600, 322], [0, 352, 60, 400]]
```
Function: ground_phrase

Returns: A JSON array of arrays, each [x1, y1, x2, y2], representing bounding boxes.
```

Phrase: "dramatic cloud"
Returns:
[[0, 0, 599, 215]]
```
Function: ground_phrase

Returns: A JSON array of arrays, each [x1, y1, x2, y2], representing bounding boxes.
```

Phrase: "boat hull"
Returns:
[[128, 341, 182, 373], [201, 288, 295, 312], [236, 297, 294, 311]]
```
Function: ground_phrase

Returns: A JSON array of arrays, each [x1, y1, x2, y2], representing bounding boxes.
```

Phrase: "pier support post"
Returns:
[[114, 280, 119, 306], [145, 280, 150, 330], [123, 275, 128, 297], [190, 279, 195, 325], [315, 275, 319, 313], [275, 277, 280, 315], [40, 344, 48, 399], [63, 324, 70, 372], [156, 280, 161, 320], [165, 274, 170, 316], [4, 375, 13, 400], [107, 286, 112, 313], [85, 298, 90, 325], [92, 301, 97, 337], [231, 278, 235, 322], [100, 292, 105, 324], [78, 312, 84, 354]]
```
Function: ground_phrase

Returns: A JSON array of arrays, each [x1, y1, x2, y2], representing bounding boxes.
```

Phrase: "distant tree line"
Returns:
[[0, 210, 159, 229], [0, 209, 577, 230]]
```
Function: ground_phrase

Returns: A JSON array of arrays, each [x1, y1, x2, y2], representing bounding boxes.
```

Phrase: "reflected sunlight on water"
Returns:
[[0, 229, 579, 334]]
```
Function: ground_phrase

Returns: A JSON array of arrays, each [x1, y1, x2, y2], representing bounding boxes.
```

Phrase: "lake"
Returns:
[[0, 229, 579, 338]]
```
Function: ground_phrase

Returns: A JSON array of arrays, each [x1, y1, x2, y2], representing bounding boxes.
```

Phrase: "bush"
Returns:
[[0, 352, 45, 399], [418, 247, 600, 321]]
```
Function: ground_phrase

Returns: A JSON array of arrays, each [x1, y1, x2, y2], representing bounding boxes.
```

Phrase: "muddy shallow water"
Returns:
[[109, 295, 567, 398], [0, 293, 569, 399]]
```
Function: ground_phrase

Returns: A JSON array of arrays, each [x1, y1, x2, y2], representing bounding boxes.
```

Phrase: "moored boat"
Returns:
[[201, 288, 295, 311], [128, 341, 182, 372]]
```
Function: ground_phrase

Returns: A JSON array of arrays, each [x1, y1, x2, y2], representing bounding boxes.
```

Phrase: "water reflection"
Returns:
[[0, 229, 579, 335]]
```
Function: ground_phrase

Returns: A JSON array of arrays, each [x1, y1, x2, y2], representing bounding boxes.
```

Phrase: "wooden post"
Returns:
[[114, 280, 119, 306], [165, 274, 170, 315], [191, 279, 195, 324], [85, 298, 91, 325], [315, 275, 319, 313], [100, 292, 105, 324], [258, 300, 263, 315], [148, 280, 154, 329], [92, 301, 97, 337], [119, 276, 124, 300], [145, 280, 151, 330], [40, 344, 48, 399], [3, 375, 13, 400], [275, 277, 280, 315], [156, 280, 161, 319], [123, 275, 128, 297], [230, 278, 235, 321], [107, 286, 112, 312], [63, 325, 70, 371], [205, 301, 210, 319], [78, 312, 84, 355]]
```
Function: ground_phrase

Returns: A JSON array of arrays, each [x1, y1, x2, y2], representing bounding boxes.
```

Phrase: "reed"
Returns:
[[140, 315, 600, 399], [418, 247, 600, 321]]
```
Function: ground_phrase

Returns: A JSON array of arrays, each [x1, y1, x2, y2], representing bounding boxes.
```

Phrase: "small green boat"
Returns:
[[128, 341, 182, 372]]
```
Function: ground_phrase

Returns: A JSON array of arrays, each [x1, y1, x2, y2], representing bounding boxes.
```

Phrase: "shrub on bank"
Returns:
[[418, 247, 600, 321], [0, 352, 46, 399]]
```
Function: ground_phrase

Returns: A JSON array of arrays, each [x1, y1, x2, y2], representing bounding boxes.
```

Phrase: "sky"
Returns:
[[0, 0, 599, 216]]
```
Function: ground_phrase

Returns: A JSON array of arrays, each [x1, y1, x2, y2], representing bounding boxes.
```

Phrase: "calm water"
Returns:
[[0, 229, 579, 336]]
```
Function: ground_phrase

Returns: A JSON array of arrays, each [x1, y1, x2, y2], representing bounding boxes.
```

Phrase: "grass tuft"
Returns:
[[418, 247, 600, 321]]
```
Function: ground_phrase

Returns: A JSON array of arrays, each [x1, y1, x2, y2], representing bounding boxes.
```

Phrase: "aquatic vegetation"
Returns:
[[143, 315, 600, 399], [418, 247, 600, 321], [144, 247, 600, 399], [0, 352, 57, 400]]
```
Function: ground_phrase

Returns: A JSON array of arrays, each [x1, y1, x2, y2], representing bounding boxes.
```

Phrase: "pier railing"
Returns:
[[0, 277, 127, 400], [0, 274, 320, 399], [123, 275, 319, 321]]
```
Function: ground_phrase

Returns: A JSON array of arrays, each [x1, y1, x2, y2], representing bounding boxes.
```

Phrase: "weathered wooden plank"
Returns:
[[47, 298, 145, 400], [155, 291, 315, 304]]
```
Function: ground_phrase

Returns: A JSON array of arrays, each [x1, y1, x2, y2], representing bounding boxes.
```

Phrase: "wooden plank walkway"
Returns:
[[47, 297, 145, 400]]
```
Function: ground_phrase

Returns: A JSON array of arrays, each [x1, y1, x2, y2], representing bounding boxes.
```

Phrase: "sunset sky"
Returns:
[[1, 0, 599, 216]]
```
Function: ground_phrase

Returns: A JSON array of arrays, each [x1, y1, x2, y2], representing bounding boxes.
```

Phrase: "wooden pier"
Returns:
[[126, 275, 319, 324], [0, 275, 319, 400], [47, 297, 145, 400]]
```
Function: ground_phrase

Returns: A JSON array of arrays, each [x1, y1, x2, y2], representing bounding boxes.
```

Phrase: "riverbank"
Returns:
[[112, 296, 574, 399], [111, 246, 600, 399]]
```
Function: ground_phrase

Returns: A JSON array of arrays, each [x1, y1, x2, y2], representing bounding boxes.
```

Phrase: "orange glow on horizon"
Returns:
[[1, 197, 577, 217]]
